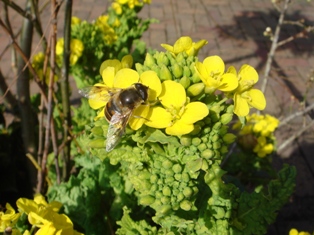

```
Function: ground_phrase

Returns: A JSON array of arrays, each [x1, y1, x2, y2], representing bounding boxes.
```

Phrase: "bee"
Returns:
[[79, 83, 149, 152]]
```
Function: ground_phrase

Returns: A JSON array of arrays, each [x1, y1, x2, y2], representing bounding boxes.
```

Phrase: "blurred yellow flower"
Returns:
[[56, 38, 84, 65], [71, 16, 81, 25], [289, 228, 311, 235], [0, 203, 20, 232]]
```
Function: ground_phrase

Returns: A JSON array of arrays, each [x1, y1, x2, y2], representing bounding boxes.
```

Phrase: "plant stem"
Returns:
[[16, 0, 38, 191], [60, 0, 73, 181]]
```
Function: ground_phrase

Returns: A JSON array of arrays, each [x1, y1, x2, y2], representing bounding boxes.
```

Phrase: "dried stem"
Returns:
[[261, 0, 291, 94], [279, 102, 314, 127], [39, 0, 61, 193], [277, 120, 314, 152]]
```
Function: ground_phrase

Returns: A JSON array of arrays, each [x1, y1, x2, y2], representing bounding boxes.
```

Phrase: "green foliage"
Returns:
[[69, 4, 157, 88]]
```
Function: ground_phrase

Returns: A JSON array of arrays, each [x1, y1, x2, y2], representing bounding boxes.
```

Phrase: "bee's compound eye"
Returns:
[[134, 83, 148, 101]]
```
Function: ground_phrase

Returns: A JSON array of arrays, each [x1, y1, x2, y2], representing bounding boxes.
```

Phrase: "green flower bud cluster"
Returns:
[[179, 102, 235, 166], [130, 155, 199, 216], [135, 51, 201, 89]]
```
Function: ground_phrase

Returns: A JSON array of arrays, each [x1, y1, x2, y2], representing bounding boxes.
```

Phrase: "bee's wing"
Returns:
[[79, 86, 122, 102], [106, 109, 133, 152]]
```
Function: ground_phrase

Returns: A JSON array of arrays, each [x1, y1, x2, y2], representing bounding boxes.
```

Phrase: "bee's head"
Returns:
[[134, 83, 149, 101]]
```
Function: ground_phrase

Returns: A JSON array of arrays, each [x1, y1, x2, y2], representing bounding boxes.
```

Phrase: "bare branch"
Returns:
[[277, 120, 314, 153], [261, 0, 291, 94]]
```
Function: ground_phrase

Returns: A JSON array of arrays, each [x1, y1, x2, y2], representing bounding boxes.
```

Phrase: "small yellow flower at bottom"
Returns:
[[289, 228, 311, 235]]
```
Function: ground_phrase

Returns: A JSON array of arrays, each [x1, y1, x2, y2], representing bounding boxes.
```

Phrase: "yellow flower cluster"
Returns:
[[94, 15, 119, 45], [112, 0, 151, 13], [87, 55, 208, 136], [289, 228, 312, 235], [0, 194, 83, 235], [56, 38, 84, 65], [162, 36, 266, 117], [233, 113, 280, 157]]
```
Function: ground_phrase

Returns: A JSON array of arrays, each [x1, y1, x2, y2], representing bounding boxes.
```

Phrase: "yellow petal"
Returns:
[[129, 105, 149, 130], [88, 97, 107, 110], [94, 107, 106, 120], [140, 71, 162, 101], [166, 122, 194, 136], [194, 61, 210, 85], [179, 102, 209, 124], [226, 66, 237, 76], [203, 56, 225, 76], [173, 36, 192, 54], [121, 55, 133, 68], [160, 43, 174, 53], [99, 59, 121, 76], [219, 73, 238, 92], [233, 93, 249, 117], [247, 89, 266, 110], [101, 67, 115, 87], [114, 68, 139, 88], [159, 80, 186, 109], [145, 106, 171, 128], [239, 64, 258, 83]]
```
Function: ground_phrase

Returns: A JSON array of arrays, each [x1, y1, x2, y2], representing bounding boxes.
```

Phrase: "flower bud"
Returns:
[[175, 52, 186, 64], [156, 52, 170, 66], [223, 133, 236, 144], [139, 195, 155, 205], [179, 76, 191, 89], [144, 53, 156, 68], [162, 186, 172, 196], [180, 200, 192, 211], [172, 164, 182, 174], [172, 63, 183, 79], [192, 137, 201, 146], [180, 135, 192, 146], [159, 64, 172, 81], [161, 196, 171, 205], [162, 159, 173, 169], [183, 66, 191, 77], [220, 113, 233, 125], [183, 187, 193, 198], [191, 73, 201, 83], [177, 192, 185, 202], [201, 149, 214, 159], [187, 82, 205, 97]]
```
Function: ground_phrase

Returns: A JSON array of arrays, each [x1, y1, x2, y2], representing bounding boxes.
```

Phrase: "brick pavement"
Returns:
[[1, 0, 314, 233]]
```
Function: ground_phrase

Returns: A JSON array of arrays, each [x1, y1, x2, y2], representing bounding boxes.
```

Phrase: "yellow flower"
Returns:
[[94, 15, 119, 44], [145, 80, 209, 135], [195, 56, 238, 93], [29, 212, 83, 235], [56, 38, 84, 65], [161, 36, 208, 56], [71, 16, 81, 25], [289, 228, 311, 235], [88, 57, 162, 130], [229, 64, 266, 117], [0, 203, 20, 232], [32, 52, 58, 84], [253, 136, 274, 157], [112, 2, 122, 14]]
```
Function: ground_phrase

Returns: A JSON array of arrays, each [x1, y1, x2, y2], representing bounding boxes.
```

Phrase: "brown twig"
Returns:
[[261, 0, 291, 94], [0, 18, 48, 105], [277, 120, 314, 152]]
